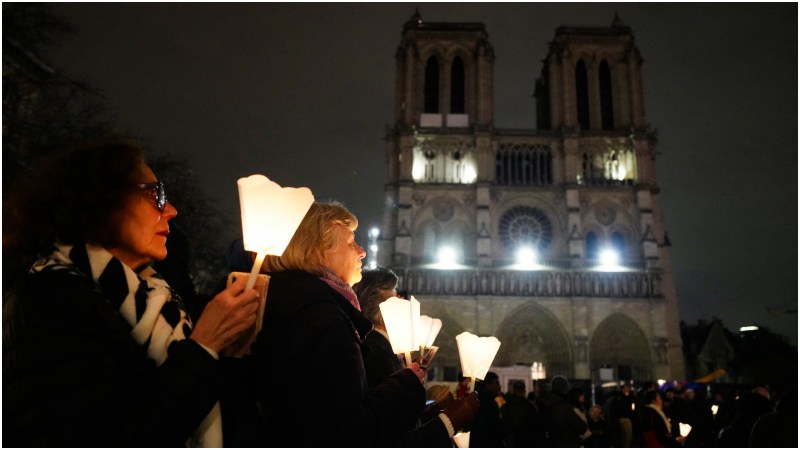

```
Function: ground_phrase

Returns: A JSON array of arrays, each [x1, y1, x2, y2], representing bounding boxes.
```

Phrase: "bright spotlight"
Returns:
[[370, 244, 378, 252], [437, 246, 458, 266], [599, 249, 619, 268], [516, 247, 537, 266], [369, 227, 380, 238]]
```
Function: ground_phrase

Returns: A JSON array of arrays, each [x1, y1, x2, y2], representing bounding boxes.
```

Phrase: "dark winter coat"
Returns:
[[363, 329, 404, 389], [640, 405, 680, 447], [3, 268, 220, 447], [537, 391, 588, 447], [249, 270, 435, 447]]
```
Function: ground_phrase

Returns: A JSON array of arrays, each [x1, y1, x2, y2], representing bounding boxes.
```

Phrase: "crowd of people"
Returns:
[[2, 136, 477, 447], [3, 136, 796, 448], [444, 372, 797, 448]]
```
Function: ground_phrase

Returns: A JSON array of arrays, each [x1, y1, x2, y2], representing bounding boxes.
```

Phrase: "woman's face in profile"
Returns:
[[324, 224, 366, 286], [107, 164, 178, 269]]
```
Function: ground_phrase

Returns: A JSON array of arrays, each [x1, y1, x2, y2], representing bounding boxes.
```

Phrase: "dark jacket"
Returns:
[[363, 329, 404, 389], [640, 405, 680, 447], [537, 391, 588, 447], [471, 387, 506, 447], [249, 270, 432, 447], [3, 268, 220, 447]]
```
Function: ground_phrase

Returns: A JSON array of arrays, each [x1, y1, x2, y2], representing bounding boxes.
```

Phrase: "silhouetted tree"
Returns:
[[3, 4, 236, 296], [3, 3, 112, 197]]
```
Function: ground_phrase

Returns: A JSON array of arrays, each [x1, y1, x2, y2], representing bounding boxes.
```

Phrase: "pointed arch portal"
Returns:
[[590, 313, 653, 380], [494, 303, 574, 378]]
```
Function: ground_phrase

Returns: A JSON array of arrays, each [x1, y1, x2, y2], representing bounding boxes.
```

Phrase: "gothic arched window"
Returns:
[[450, 57, 465, 113], [424, 56, 440, 113], [575, 60, 590, 130], [599, 61, 614, 130], [422, 223, 438, 262], [586, 231, 600, 260], [611, 231, 625, 258]]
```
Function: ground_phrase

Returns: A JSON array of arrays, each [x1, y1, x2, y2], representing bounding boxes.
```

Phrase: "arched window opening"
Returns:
[[586, 232, 600, 260], [599, 61, 614, 130], [575, 61, 590, 130], [422, 224, 438, 262], [424, 56, 440, 113], [611, 232, 625, 258], [450, 57, 465, 114]]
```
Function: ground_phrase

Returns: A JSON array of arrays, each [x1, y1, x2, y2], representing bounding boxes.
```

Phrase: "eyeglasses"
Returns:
[[137, 181, 167, 212]]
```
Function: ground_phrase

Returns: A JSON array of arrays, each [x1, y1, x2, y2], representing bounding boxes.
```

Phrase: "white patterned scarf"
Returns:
[[645, 403, 672, 435], [30, 242, 221, 447]]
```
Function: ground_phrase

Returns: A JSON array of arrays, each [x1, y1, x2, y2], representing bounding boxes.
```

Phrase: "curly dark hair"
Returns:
[[4, 135, 147, 261], [352, 267, 398, 328]]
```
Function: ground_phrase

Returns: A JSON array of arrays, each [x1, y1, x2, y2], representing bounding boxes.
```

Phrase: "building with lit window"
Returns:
[[378, 11, 685, 382]]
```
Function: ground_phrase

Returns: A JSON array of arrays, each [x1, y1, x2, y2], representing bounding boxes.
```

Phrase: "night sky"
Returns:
[[45, 3, 797, 344]]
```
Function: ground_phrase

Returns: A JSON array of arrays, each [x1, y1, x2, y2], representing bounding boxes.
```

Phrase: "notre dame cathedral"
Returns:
[[377, 11, 686, 383]]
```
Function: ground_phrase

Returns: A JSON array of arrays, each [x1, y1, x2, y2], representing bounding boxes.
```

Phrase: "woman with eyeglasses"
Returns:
[[3, 136, 260, 447]]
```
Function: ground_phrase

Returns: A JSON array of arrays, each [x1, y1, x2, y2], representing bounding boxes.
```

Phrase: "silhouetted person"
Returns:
[[502, 380, 546, 447], [471, 371, 506, 447], [639, 390, 684, 447], [749, 388, 798, 448], [716, 388, 772, 447], [585, 405, 611, 448], [607, 383, 636, 447], [537, 375, 588, 447]]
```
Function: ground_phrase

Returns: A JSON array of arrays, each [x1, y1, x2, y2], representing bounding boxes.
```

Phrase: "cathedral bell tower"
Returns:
[[379, 12, 685, 382]]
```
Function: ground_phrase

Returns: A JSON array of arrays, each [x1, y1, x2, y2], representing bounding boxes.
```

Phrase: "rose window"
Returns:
[[498, 206, 552, 252]]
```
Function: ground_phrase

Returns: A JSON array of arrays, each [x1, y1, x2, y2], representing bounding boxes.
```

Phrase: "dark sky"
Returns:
[[46, 3, 798, 344]]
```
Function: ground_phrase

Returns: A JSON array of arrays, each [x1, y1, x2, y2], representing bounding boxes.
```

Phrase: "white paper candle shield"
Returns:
[[453, 431, 470, 448], [679, 422, 692, 437], [455, 331, 501, 381], [379, 296, 421, 354], [237, 174, 314, 256], [417, 315, 442, 348]]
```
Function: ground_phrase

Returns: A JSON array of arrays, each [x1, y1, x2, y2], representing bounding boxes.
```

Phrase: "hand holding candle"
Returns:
[[455, 331, 501, 392]]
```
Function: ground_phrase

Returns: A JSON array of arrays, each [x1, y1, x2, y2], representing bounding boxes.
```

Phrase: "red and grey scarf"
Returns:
[[319, 266, 361, 311]]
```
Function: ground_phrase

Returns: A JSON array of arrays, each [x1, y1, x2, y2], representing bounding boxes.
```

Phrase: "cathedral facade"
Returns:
[[378, 12, 685, 382]]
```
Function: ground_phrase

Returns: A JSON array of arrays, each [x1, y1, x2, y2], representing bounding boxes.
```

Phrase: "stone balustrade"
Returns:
[[394, 268, 663, 298]]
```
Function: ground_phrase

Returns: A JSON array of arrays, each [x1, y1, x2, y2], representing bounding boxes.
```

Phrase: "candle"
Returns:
[[237, 174, 313, 288]]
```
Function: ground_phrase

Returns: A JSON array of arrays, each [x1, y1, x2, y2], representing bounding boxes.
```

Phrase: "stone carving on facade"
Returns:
[[579, 192, 590, 208], [412, 192, 426, 206], [433, 199, 455, 222], [490, 191, 502, 203], [478, 222, 490, 238], [463, 192, 475, 206], [653, 338, 668, 364], [575, 336, 588, 362], [397, 220, 411, 236], [594, 203, 617, 225]]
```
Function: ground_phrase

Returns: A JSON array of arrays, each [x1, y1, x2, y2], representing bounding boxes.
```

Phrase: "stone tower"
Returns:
[[379, 11, 685, 382]]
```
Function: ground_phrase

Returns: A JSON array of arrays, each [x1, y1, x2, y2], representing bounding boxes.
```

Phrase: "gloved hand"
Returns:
[[442, 392, 479, 431]]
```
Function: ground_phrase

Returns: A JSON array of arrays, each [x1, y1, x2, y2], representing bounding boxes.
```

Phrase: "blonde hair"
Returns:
[[263, 201, 357, 275]]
